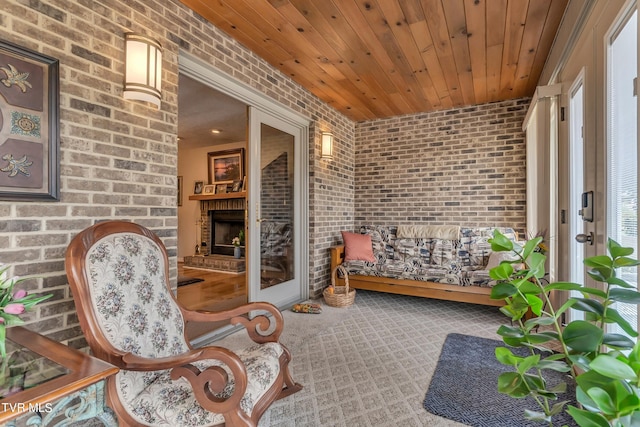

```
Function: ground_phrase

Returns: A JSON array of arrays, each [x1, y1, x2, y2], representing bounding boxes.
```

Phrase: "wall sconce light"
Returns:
[[321, 132, 334, 159], [123, 33, 162, 108]]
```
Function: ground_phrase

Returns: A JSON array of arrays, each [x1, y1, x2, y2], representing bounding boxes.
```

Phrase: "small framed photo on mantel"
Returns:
[[215, 183, 228, 194], [231, 179, 243, 192], [193, 180, 204, 195], [202, 184, 215, 195]]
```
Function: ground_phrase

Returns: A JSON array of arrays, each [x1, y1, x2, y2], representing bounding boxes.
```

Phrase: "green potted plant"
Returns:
[[488, 230, 640, 426]]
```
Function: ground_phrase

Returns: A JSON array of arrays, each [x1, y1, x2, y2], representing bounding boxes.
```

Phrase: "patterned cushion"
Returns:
[[343, 225, 520, 287], [458, 227, 518, 267], [116, 343, 284, 426], [86, 232, 189, 360]]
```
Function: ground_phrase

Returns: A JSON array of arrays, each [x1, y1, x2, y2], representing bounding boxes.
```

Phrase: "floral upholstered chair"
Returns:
[[65, 221, 302, 426]]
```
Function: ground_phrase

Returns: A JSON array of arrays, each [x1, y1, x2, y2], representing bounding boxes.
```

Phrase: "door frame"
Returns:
[[179, 53, 311, 308]]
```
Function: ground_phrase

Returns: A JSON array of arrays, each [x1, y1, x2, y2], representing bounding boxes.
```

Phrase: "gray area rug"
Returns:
[[424, 333, 577, 427], [215, 290, 513, 426]]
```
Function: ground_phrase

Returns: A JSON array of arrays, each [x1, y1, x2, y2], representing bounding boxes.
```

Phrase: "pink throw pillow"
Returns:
[[341, 231, 375, 262]]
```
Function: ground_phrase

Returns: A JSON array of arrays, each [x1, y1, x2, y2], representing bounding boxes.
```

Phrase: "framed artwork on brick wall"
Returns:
[[0, 40, 60, 201], [208, 148, 244, 185]]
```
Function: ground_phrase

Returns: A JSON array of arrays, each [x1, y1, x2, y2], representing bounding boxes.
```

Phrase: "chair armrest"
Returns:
[[121, 346, 237, 370], [125, 346, 251, 415], [181, 301, 284, 344], [330, 245, 345, 271]]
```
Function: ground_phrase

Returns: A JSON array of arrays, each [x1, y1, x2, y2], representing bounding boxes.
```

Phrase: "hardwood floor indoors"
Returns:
[[177, 263, 247, 341]]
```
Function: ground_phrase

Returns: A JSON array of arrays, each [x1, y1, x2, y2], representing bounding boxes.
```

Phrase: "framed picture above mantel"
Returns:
[[0, 40, 60, 201], [208, 148, 244, 186]]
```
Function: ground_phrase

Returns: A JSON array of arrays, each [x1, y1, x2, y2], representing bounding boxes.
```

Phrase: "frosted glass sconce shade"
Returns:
[[123, 33, 162, 107]]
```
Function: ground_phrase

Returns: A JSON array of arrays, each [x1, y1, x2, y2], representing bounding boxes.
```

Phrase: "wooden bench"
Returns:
[[330, 245, 503, 307]]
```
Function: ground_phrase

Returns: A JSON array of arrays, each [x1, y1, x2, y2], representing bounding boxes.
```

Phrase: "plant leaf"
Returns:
[[523, 409, 551, 423], [544, 281, 584, 292], [528, 252, 547, 279], [608, 238, 634, 258], [563, 320, 603, 352], [613, 256, 640, 268], [526, 294, 543, 316], [522, 237, 543, 261], [584, 255, 613, 269], [602, 333, 636, 349], [495, 347, 521, 366], [524, 316, 556, 329], [604, 308, 639, 337], [516, 279, 543, 295], [586, 387, 617, 415], [490, 230, 514, 252], [590, 354, 638, 381], [609, 288, 640, 304], [490, 262, 514, 281], [497, 324, 524, 338], [537, 359, 572, 372], [606, 276, 635, 288], [517, 354, 541, 374], [491, 282, 518, 299], [571, 298, 605, 316], [497, 371, 529, 398], [567, 406, 610, 427]]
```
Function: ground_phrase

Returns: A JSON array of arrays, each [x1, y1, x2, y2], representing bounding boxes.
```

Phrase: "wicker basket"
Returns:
[[324, 265, 356, 307]]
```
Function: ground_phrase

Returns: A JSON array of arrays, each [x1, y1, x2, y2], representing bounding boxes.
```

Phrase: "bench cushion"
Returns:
[[341, 225, 518, 287]]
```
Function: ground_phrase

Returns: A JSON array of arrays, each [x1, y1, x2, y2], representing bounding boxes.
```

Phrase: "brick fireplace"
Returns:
[[184, 197, 247, 272]]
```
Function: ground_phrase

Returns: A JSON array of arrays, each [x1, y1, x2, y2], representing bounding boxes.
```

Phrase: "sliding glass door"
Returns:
[[248, 107, 305, 308]]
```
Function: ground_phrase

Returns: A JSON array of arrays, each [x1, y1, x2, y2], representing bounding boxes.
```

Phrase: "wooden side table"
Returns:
[[0, 326, 119, 426]]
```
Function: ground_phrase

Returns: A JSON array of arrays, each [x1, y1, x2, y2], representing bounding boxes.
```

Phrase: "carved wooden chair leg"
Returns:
[[278, 346, 303, 399]]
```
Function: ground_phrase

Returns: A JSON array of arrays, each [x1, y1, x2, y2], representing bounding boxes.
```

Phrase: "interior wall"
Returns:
[[353, 99, 529, 234], [177, 142, 245, 261]]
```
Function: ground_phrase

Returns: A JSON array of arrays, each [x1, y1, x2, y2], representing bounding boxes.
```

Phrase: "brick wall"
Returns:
[[0, 0, 355, 346], [353, 99, 528, 235]]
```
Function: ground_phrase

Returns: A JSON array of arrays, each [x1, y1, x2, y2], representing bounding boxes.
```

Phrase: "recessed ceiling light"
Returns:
[[211, 129, 221, 134]]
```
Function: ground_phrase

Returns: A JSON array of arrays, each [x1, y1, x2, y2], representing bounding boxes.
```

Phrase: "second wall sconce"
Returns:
[[123, 33, 162, 108], [321, 132, 334, 159]]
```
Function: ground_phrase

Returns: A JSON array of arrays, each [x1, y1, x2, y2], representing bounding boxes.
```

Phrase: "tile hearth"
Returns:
[[183, 255, 245, 273]]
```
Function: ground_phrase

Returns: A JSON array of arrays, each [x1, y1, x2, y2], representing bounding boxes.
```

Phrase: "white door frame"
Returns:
[[179, 53, 310, 307]]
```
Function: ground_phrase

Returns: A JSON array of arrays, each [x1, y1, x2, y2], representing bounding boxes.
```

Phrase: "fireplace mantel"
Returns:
[[188, 191, 246, 201]]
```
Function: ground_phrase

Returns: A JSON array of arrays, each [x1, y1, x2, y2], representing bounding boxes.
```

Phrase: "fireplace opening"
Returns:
[[210, 210, 244, 256]]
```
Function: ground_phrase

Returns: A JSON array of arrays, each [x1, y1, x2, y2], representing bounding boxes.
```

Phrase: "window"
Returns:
[[607, 8, 638, 335]]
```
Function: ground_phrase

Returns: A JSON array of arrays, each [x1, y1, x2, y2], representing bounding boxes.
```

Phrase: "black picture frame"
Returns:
[[193, 180, 204, 194], [0, 40, 60, 201]]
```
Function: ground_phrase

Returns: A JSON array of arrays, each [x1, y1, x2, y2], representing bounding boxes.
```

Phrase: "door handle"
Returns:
[[575, 232, 594, 245]]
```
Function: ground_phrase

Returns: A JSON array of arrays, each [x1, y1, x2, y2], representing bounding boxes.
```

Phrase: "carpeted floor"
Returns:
[[424, 333, 577, 427], [215, 290, 514, 426]]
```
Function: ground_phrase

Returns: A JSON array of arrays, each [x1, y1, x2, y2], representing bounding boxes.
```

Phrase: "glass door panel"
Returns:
[[606, 9, 638, 336], [259, 123, 295, 289], [248, 107, 303, 307]]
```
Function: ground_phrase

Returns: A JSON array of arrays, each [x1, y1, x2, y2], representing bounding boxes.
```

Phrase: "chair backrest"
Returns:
[[65, 221, 189, 365]]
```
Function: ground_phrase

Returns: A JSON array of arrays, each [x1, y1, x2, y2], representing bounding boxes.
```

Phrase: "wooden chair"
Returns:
[[65, 220, 302, 426]]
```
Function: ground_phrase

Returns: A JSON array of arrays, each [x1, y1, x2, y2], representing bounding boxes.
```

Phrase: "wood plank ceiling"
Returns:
[[180, 0, 569, 121]]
